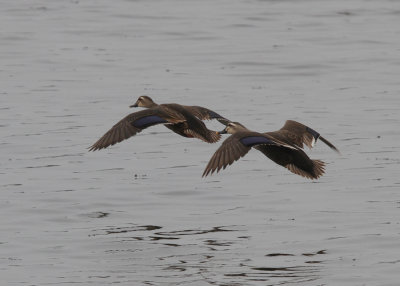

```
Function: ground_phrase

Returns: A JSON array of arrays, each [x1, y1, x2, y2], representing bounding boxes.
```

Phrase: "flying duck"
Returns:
[[203, 120, 339, 179], [89, 96, 229, 151]]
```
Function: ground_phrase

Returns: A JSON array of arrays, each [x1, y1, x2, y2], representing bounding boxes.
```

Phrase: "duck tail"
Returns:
[[286, 159, 326, 180], [311, 159, 326, 179], [207, 130, 221, 143]]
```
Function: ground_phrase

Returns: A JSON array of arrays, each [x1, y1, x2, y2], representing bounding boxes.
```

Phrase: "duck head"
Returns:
[[219, 122, 247, 134], [130, 96, 157, 108]]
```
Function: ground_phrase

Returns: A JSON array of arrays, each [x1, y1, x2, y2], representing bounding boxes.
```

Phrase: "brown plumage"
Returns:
[[89, 96, 228, 151], [203, 121, 339, 180]]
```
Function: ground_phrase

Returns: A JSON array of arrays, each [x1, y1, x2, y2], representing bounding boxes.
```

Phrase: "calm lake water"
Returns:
[[1, 0, 400, 285]]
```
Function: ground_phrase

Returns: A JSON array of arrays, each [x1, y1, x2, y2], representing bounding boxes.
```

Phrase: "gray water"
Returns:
[[1, 0, 400, 285]]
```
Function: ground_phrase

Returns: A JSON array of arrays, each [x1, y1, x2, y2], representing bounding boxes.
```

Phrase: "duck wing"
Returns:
[[202, 132, 294, 177], [266, 120, 340, 153], [183, 105, 230, 125], [203, 133, 251, 177], [89, 108, 183, 151]]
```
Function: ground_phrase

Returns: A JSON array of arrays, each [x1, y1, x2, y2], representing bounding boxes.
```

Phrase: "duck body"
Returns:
[[159, 103, 221, 142], [203, 121, 339, 180], [89, 96, 228, 151]]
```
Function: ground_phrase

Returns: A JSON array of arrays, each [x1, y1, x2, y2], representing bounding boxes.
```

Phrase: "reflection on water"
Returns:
[[87, 223, 325, 284], [90, 224, 163, 236]]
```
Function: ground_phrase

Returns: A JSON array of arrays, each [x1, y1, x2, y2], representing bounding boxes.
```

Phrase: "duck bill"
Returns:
[[130, 101, 139, 108], [218, 129, 227, 134]]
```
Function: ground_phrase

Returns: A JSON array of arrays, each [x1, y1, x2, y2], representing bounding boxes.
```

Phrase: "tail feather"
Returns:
[[208, 130, 221, 143], [184, 128, 221, 143], [286, 159, 325, 180]]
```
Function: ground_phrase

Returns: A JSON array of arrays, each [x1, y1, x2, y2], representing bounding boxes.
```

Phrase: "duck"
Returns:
[[89, 96, 229, 151], [202, 120, 339, 179]]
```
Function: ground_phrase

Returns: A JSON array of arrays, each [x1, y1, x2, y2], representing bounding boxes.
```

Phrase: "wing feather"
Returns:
[[89, 109, 176, 151], [203, 133, 252, 177], [270, 120, 339, 153]]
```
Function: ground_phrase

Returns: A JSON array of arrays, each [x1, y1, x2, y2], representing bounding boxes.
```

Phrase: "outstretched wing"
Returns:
[[183, 105, 230, 125], [267, 120, 340, 153], [202, 134, 251, 177], [89, 109, 181, 151]]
